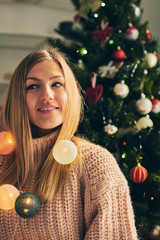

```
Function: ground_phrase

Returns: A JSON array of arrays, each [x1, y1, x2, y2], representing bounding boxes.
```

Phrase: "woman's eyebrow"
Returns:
[[26, 75, 64, 81]]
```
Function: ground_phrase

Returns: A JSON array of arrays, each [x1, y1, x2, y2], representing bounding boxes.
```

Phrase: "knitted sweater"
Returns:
[[0, 131, 138, 240]]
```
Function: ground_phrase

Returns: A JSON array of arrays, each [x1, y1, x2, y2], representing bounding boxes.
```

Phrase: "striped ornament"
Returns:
[[130, 163, 148, 183]]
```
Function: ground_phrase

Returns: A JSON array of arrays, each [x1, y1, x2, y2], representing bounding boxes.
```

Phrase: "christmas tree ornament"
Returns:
[[136, 115, 153, 131], [73, 12, 83, 22], [146, 29, 152, 40], [130, 163, 148, 183], [151, 98, 160, 113], [53, 140, 78, 165], [104, 123, 118, 135], [15, 192, 41, 218], [113, 47, 125, 61], [144, 52, 157, 68], [136, 93, 152, 115], [0, 184, 19, 210], [72, 21, 83, 32], [113, 80, 129, 98], [85, 84, 103, 104], [154, 51, 159, 61], [152, 225, 160, 239], [91, 20, 113, 43], [0, 131, 16, 155], [98, 61, 123, 79], [131, 4, 141, 18], [125, 26, 139, 41]]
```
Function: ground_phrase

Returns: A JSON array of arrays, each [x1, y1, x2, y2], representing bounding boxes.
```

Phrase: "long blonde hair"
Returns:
[[1, 48, 83, 201]]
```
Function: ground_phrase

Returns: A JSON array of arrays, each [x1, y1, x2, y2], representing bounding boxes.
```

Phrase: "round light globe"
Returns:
[[53, 140, 78, 165], [0, 184, 19, 210]]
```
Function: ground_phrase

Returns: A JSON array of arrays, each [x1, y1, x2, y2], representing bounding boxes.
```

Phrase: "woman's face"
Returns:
[[26, 60, 68, 136]]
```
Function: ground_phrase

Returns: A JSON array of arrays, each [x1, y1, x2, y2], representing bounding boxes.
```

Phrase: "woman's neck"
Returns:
[[30, 124, 62, 138]]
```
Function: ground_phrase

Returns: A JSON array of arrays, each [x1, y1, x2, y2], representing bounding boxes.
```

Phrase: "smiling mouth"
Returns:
[[38, 107, 58, 111]]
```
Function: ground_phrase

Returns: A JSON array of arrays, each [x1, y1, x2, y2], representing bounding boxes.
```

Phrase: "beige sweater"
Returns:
[[0, 131, 138, 240]]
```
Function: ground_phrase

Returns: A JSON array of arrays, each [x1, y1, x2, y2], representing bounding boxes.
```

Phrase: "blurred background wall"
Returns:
[[0, 0, 160, 104]]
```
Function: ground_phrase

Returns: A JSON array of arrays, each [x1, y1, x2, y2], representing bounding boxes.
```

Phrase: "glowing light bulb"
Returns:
[[53, 140, 77, 165], [0, 184, 19, 210], [15, 192, 41, 219], [101, 2, 105, 7], [94, 13, 98, 18]]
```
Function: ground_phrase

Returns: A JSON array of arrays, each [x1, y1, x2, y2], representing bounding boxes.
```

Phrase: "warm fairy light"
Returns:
[[123, 142, 127, 145], [15, 192, 41, 218], [146, 29, 150, 34], [151, 197, 154, 200], [24, 209, 29, 213], [122, 153, 126, 158], [25, 198, 32, 204], [101, 2, 105, 7], [53, 140, 78, 165], [129, 22, 133, 27], [117, 46, 121, 50], [94, 13, 98, 18], [0, 131, 16, 155], [0, 184, 19, 210]]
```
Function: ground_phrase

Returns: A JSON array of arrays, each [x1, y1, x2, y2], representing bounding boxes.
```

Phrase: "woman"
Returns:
[[0, 48, 138, 239]]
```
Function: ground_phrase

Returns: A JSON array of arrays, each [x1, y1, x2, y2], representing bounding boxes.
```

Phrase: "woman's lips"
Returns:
[[37, 105, 59, 113]]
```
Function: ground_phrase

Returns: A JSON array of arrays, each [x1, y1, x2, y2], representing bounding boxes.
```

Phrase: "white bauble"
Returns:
[[125, 27, 139, 40], [0, 184, 19, 210], [53, 140, 77, 165], [144, 53, 157, 68], [104, 124, 118, 135], [136, 115, 153, 131], [136, 94, 152, 115], [113, 80, 129, 98], [131, 4, 141, 18]]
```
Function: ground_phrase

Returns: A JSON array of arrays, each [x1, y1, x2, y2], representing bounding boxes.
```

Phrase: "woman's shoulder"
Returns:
[[76, 137, 127, 185], [77, 137, 116, 166]]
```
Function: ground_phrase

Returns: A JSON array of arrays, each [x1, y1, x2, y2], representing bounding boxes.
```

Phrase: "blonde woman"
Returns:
[[0, 48, 138, 239]]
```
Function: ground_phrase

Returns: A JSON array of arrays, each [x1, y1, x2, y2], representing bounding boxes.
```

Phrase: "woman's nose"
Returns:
[[40, 86, 54, 101]]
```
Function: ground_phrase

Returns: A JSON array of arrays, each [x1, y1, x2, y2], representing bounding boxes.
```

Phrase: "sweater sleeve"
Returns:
[[82, 143, 138, 240]]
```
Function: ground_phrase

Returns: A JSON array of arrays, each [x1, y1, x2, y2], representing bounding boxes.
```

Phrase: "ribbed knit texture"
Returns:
[[0, 131, 138, 240]]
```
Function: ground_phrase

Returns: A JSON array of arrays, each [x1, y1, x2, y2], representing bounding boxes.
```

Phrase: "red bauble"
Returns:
[[125, 27, 139, 40], [113, 49, 125, 61], [85, 84, 103, 104], [146, 32, 152, 40], [130, 163, 148, 183], [0, 131, 16, 155], [151, 98, 160, 113]]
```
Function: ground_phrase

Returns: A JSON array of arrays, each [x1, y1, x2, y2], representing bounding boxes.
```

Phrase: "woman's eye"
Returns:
[[52, 82, 63, 87], [26, 84, 39, 90]]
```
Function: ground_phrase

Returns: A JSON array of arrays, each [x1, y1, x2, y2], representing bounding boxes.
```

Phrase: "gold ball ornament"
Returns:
[[0, 184, 19, 210], [53, 140, 78, 165], [113, 80, 129, 98], [136, 115, 153, 131], [136, 94, 152, 115], [0, 131, 16, 155]]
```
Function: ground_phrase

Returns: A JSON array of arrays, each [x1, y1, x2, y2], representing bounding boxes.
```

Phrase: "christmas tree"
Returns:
[[48, 0, 160, 238]]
